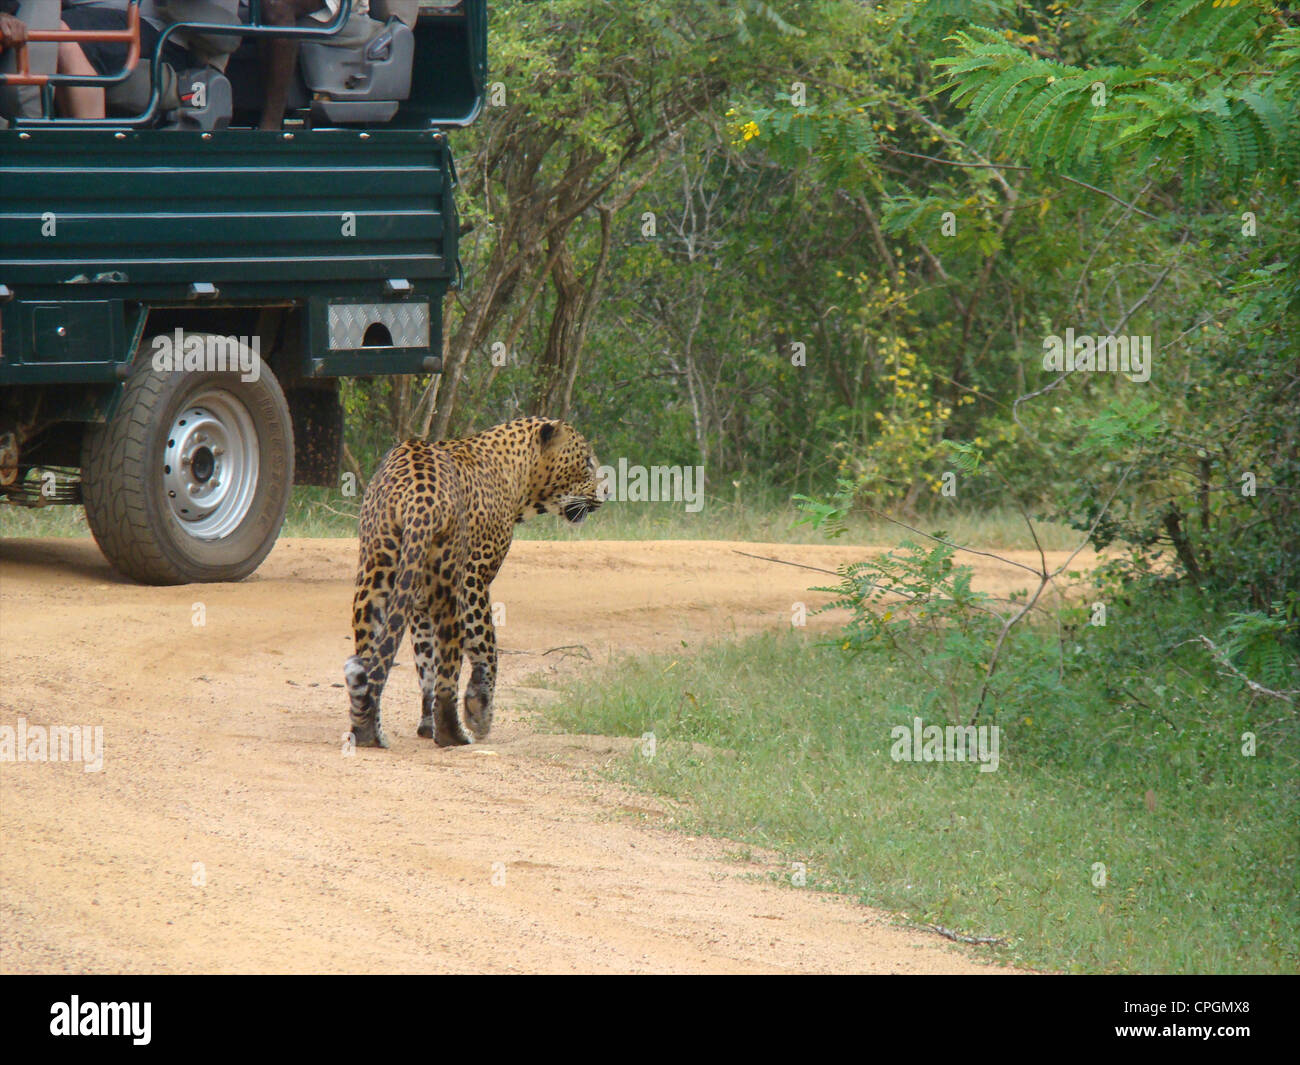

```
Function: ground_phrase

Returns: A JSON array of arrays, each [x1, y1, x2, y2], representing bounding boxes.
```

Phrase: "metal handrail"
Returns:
[[3, 0, 484, 131], [2, 1, 142, 87], [6, 0, 356, 128]]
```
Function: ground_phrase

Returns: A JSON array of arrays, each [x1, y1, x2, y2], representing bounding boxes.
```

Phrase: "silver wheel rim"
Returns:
[[162, 389, 260, 540]]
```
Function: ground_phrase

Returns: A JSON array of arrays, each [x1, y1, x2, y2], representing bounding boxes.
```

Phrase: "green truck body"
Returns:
[[1, 127, 460, 383], [0, 0, 485, 583]]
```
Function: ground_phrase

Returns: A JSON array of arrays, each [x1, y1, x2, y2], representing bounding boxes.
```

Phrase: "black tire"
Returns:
[[81, 335, 294, 584]]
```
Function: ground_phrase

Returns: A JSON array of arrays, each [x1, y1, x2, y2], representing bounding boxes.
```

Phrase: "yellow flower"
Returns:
[[741, 121, 760, 141]]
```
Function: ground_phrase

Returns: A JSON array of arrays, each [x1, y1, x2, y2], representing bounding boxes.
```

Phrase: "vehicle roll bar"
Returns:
[[4, 0, 354, 128], [3, 1, 482, 130]]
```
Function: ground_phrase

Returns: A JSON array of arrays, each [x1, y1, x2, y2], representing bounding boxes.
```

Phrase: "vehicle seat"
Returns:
[[106, 0, 238, 128], [103, 61, 232, 129], [299, 16, 413, 125], [164, 65, 233, 129]]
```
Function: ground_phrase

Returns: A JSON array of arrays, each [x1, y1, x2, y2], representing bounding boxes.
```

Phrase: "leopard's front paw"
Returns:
[[422, 691, 471, 746], [433, 722, 471, 747], [419, 713, 468, 746]]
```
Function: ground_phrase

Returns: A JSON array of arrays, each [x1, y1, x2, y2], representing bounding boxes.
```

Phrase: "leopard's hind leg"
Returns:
[[461, 567, 498, 741], [415, 540, 470, 746], [346, 520, 433, 748]]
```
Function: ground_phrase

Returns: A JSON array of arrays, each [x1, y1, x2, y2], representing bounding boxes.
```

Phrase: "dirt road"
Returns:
[[0, 536, 1078, 973]]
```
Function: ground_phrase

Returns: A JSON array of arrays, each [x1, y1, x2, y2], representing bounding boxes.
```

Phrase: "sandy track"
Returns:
[[0, 536, 1075, 973]]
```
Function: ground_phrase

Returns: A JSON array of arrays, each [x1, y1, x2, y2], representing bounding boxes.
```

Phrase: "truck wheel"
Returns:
[[81, 338, 294, 584]]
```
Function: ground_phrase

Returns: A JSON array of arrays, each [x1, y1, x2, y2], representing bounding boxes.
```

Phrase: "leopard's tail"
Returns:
[[346, 518, 435, 748]]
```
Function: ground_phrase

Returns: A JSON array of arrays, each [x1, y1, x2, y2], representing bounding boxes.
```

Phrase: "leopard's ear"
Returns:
[[538, 419, 562, 447]]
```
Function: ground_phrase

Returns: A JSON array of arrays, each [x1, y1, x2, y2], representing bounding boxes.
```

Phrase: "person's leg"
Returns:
[[59, 7, 188, 120], [56, 25, 104, 119], [58, 6, 134, 120], [259, 0, 319, 130]]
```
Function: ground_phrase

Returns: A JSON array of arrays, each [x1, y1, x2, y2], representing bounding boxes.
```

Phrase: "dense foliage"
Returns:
[[344, 0, 1298, 659]]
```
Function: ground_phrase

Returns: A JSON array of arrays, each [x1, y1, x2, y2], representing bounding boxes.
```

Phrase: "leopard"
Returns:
[[344, 417, 602, 749]]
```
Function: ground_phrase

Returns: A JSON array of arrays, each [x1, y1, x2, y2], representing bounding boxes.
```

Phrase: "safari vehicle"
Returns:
[[0, 0, 484, 582]]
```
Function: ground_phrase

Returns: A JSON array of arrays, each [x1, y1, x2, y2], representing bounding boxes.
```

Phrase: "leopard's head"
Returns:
[[527, 419, 603, 525]]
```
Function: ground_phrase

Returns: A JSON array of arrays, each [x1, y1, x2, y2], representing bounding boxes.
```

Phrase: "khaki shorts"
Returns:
[[299, 12, 385, 49]]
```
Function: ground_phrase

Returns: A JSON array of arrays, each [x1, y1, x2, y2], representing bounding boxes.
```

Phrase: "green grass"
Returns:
[[0, 487, 355, 540], [0, 501, 92, 537], [2, 486, 1086, 552], [539, 627, 1300, 973], [513, 492, 1084, 549]]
